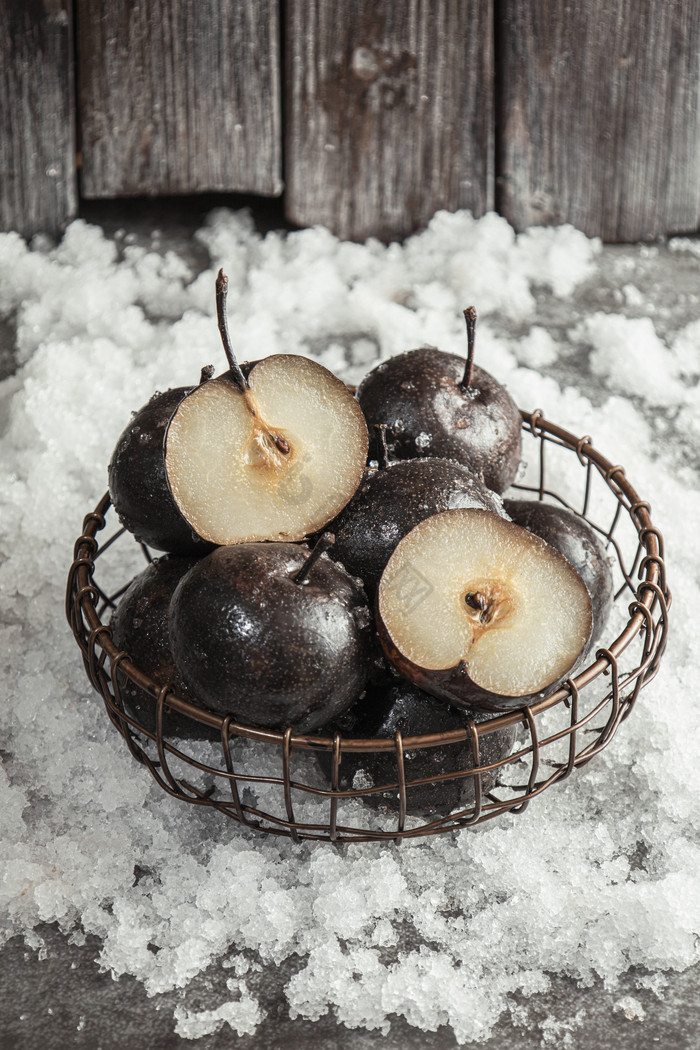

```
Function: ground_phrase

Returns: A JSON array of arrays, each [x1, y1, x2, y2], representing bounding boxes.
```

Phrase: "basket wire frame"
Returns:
[[66, 410, 670, 843]]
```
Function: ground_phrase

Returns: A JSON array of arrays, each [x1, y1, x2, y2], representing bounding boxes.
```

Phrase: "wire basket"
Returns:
[[66, 409, 670, 843]]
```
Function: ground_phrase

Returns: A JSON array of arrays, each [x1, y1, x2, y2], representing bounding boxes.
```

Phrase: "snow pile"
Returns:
[[0, 209, 698, 1044]]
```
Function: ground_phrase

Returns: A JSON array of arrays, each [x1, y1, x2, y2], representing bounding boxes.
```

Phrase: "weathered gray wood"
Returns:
[[285, 0, 493, 243], [77, 0, 282, 198], [497, 0, 700, 242], [0, 0, 77, 239]]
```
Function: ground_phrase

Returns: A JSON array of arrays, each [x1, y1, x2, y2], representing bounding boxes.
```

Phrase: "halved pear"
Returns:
[[377, 508, 593, 712], [164, 354, 369, 545]]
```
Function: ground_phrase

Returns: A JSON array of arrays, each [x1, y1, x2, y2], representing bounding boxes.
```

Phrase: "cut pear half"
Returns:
[[165, 355, 369, 545], [378, 508, 592, 708]]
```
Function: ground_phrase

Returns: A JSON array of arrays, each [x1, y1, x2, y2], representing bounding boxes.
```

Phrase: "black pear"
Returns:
[[377, 508, 592, 713], [357, 309, 522, 493], [163, 271, 369, 546], [331, 452, 506, 593], [503, 499, 614, 645], [110, 555, 214, 739], [316, 680, 516, 816], [108, 373, 215, 555], [109, 270, 368, 552], [169, 539, 373, 732]]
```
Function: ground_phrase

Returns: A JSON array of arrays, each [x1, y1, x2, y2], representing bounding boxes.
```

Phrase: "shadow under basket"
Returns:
[[66, 409, 670, 844]]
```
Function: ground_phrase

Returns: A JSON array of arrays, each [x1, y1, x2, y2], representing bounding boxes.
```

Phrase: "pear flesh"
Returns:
[[378, 508, 592, 707], [165, 354, 369, 545]]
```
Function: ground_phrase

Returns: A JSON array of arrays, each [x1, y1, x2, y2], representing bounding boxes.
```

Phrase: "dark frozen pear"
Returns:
[[330, 455, 506, 594], [503, 499, 614, 644], [109, 269, 368, 552], [357, 309, 522, 493], [316, 680, 516, 816], [163, 271, 369, 546], [108, 378, 215, 555], [377, 508, 592, 713], [168, 539, 373, 733], [110, 555, 214, 739]]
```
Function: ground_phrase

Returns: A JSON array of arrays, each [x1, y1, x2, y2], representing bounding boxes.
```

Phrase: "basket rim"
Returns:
[[67, 407, 670, 755]]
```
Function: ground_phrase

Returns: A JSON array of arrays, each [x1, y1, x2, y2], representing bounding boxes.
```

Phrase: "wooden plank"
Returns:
[[497, 0, 700, 242], [285, 0, 493, 243], [0, 0, 77, 240], [77, 0, 282, 198]]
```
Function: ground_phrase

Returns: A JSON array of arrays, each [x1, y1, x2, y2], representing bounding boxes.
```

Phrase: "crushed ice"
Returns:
[[1, 209, 698, 1044]]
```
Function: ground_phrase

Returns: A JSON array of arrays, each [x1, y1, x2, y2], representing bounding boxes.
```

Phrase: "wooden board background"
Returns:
[[497, 0, 700, 241], [284, 0, 494, 243], [1, 0, 700, 242], [0, 0, 77, 240], [76, 0, 282, 198]]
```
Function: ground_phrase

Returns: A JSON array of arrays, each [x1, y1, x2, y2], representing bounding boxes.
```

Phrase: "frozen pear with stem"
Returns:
[[164, 270, 369, 545], [357, 308, 522, 493]]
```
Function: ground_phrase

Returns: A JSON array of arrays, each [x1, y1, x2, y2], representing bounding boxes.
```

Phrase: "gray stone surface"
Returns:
[[1, 923, 699, 1049]]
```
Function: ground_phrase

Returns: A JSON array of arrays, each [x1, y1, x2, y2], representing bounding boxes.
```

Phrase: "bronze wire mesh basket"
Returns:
[[66, 408, 670, 844]]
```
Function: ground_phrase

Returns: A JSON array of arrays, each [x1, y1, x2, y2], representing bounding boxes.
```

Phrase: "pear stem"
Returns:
[[216, 269, 248, 393], [215, 270, 289, 455], [460, 306, 477, 392], [375, 424, 390, 470], [293, 533, 335, 585]]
